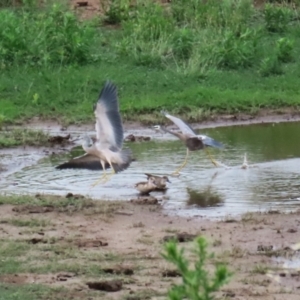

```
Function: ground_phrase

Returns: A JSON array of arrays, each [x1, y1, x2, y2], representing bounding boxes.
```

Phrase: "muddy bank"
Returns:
[[0, 195, 300, 299], [14, 108, 300, 133]]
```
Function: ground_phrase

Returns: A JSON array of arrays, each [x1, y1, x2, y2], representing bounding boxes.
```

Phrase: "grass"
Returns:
[[251, 264, 269, 274], [0, 0, 300, 125], [0, 218, 50, 227], [0, 129, 50, 148], [0, 284, 76, 300], [0, 193, 124, 215]]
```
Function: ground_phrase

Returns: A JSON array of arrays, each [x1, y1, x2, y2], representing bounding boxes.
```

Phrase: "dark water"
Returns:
[[1, 121, 300, 218]]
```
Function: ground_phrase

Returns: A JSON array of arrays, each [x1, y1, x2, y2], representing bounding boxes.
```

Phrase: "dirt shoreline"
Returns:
[[1, 110, 300, 299], [20, 108, 300, 133], [0, 195, 300, 300]]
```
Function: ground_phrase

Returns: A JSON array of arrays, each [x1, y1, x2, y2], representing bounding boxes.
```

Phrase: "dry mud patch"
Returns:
[[0, 194, 300, 299]]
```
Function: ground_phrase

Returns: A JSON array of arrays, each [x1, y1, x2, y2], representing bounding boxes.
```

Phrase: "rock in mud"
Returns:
[[162, 269, 181, 277], [86, 279, 122, 292], [76, 1, 88, 6], [74, 238, 108, 248], [65, 193, 85, 199], [56, 272, 75, 281], [257, 245, 273, 252], [27, 237, 46, 244], [48, 134, 71, 145], [162, 232, 197, 243], [102, 265, 134, 275], [124, 134, 151, 142], [130, 196, 158, 205], [223, 290, 236, 298]]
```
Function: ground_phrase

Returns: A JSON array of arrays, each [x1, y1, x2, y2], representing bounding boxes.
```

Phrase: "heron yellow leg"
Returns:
[[172, 148, 189, 175], [90, 160, 109, 187], [104, 166, 116, 182], [205, 148, 219, 167]]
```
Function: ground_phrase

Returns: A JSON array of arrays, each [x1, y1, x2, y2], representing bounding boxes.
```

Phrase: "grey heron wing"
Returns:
[[199, 135, 224, 149], [94, 81, 124, 149], [55, 153, 110, 170], [161, 111, 196, 136]]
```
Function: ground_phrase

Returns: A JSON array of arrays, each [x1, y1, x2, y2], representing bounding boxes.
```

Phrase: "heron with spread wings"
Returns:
[[56, 81, 132, 186], [155, 111, 223, 175]]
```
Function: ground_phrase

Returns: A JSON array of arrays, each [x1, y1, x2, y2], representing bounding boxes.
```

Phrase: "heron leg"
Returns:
[[205, 148, 219, 167], [104, 164, 116, 182], [91, 160, 108, 187], [172, 148, 189, 175]]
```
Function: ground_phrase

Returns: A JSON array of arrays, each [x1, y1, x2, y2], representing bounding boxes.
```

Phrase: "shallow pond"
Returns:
[[1, 121, 300, 218]]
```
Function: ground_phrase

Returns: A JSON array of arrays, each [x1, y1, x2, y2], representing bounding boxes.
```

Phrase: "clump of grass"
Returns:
[[263, 3, 293, 33], [0, 128, 50, 148], [252, 264, 268, 275], [259, 56, 284, 77], [276, 37, 294, 63], [0, 3, 97, 67], [0, 114, 6, 129], [0, 193, 123, 215], [1, 218, 50, 227], [102, 0, 131, 25], [162, 237, 231, 300]]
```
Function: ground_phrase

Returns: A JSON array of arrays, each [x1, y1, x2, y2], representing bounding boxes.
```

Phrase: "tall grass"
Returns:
[[109, 0, 300, 75], [0, 3, 97, 67], [1, 0, 300, 124]]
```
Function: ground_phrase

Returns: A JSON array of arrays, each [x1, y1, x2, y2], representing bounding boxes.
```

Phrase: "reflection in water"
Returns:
[[1, 121, 300, 218], [186, 172, 224, 208], [187, 188, 224, 208]]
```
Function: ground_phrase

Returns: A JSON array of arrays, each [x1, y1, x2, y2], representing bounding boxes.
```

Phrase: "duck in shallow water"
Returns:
[[144, 173, 171, 191], [134, 176, 158, 195]]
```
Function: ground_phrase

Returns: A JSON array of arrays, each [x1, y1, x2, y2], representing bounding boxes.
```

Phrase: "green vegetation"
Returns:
[[0, 284, 70, 300], [0, 129, 50, 148], [163, 237, 231, 300], [0, 218, 49, 227], [0, 193, 123, 214], [1, 0, 300, 125]]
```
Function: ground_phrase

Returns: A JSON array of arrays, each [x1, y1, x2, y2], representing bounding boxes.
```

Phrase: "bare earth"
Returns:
[[1, 112, 300, 299], [1, 196, 300, 300]]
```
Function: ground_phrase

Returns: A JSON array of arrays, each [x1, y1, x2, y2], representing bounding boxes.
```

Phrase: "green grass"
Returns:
[[0, 284, 70, 300], [0, 194, 123, 215], [0, 218, 50, 227], [1, 0, 300, 125], [0, 129, 50, 148]]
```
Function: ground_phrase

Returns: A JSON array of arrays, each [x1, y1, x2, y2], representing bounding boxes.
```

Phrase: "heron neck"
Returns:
[[82, 143, 93, 153]]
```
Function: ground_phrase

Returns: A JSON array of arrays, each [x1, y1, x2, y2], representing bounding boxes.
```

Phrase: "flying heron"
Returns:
[[56, 81, 132, 186], [157, 111, 223, 175]]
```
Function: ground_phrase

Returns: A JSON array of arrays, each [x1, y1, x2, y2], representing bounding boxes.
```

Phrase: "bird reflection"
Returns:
[[187, 172, 224, 207]]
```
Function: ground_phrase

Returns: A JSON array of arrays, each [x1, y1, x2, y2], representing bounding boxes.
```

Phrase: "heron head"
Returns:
[[152, 125, 161, 130]]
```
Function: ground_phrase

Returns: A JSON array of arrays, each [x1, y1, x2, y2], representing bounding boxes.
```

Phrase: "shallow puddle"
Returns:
[[1, 121, 300, 218]]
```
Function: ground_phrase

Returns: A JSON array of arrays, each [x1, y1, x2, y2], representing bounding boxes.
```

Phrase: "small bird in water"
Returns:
[[145, 173, 171, 191], [241, 153, 249, 169], [134, 177, 158, 195]]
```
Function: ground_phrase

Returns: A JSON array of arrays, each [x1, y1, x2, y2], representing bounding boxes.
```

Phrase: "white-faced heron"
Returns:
[[56, 81, 132, 186], [156, 111, 223, 175]]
